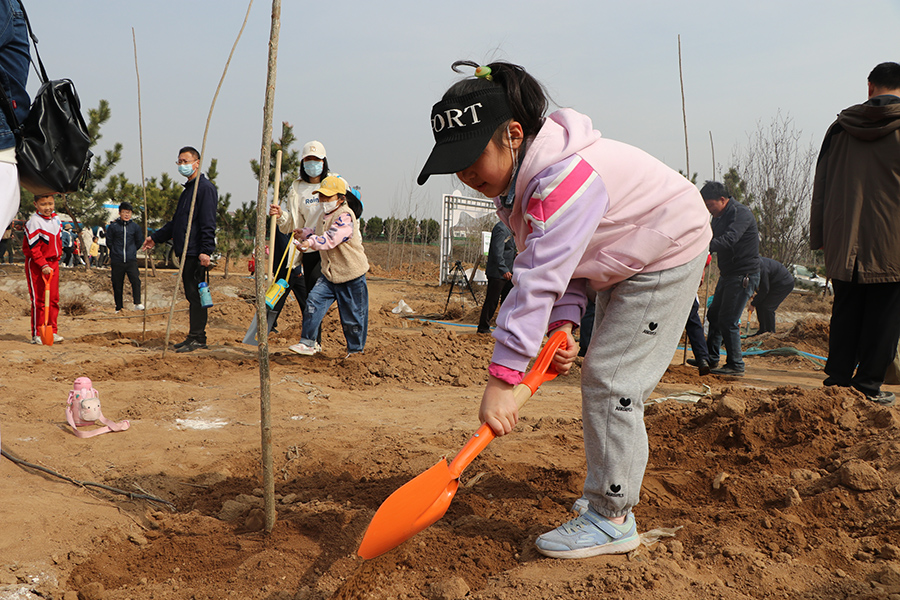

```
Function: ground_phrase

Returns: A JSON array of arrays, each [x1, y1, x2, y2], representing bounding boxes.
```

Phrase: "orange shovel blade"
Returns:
[[357, 460, 456, 559], [356, 331, 568, 559]]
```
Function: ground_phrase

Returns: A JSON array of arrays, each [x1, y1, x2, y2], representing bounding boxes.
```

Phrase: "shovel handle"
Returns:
[[447, 330, 568, 478], [42, 272, 52, 320]]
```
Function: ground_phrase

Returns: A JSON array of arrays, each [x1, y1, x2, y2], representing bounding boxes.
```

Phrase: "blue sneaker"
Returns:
[[535, 505, 640, 559]]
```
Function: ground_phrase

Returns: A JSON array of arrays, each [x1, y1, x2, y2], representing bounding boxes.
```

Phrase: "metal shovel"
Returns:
[[357, 330, 567, 559]]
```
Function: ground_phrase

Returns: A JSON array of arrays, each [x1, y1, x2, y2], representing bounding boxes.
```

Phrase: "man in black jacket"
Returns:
[[811, 62, 900, 407], [142, 146, 218, 353], [701, 181, 760, 376], [751, 257, 794, 334], [106, 201, 143, 312]]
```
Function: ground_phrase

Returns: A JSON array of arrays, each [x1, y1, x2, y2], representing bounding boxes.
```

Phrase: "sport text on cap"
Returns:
[[417, 87, 512, 185]]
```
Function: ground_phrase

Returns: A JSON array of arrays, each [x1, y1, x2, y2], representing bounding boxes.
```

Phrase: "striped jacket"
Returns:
[[23, 212, 62, 268], [491, 108, 712, 372]]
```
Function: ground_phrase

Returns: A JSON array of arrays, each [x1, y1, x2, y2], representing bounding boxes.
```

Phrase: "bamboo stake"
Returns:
[[133, 28, 149, 342], [678, 34, 690, 178], [267, 149, 283, 282], [709, 131, 716, 181], [160, 1, 253, 358], [256, 0, 282, 534]]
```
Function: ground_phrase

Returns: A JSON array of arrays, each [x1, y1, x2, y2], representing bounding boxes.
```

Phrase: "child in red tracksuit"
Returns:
[[23, 194, 63, 344]]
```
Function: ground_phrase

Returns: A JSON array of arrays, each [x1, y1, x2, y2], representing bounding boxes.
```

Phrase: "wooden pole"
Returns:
[[133, 29, 149, 342], [678, 34, 690, 178], [256, 0, 282, 534], [160, 2, 253, 358], [267, 149, 282, 282]]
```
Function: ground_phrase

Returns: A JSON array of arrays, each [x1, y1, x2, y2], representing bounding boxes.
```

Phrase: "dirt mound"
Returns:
[[751, 317, 831, 356], [0, 287, 28, 316], [62, 384, 900, 600]]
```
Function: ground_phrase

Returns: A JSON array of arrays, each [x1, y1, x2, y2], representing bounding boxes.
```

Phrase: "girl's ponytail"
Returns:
[[447, 60, 548, 140]]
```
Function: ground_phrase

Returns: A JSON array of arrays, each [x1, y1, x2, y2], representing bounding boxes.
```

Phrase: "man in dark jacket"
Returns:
[[478, 220, 516, 334], [810, 62, 900, 406], [106, 201, 143, 313], [751, 257, 794, 334], [142, 146, 217, 353], [701, 181, 760, 376]]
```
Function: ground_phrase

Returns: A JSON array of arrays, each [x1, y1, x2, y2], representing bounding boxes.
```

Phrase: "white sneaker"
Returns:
[[53, 333, 64, 342], [134, 304, 145, 311], [535, 507, 640, 559], [32, 335, 42, 345], [289, 342, 320, 356]]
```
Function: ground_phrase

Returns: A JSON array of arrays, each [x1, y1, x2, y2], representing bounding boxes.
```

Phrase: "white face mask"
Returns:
[[321, 200, 340, 213]]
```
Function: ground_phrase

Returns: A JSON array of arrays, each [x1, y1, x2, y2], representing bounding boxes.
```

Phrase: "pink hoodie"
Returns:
[[491, 108, 712, 372]]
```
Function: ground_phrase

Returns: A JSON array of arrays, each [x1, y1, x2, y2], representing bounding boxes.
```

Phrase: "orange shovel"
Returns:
[[357, 330, 568, 559], [39, 272, 53, 346]]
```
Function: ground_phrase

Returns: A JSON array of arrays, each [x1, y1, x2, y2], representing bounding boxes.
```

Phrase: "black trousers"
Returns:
[[478, 276, 513, 333], [753, 283, 793, 333], [111, 260, 142, 310], [182, 256, 209, 343], [301, 251, 322, 343], [684, 297, 709, 362], [271, 265, 306, 326], [825, 279, 900, 396]]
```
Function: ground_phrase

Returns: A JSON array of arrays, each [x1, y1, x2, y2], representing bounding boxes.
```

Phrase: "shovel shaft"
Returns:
[[447, 384, 532, 478], [267, 150, 283, 281], [43, 272, 52, 325]]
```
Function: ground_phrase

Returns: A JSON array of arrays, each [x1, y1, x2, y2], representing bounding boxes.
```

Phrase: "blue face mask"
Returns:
[[303, 160, 324, 177], [178, 163, 194, 177]]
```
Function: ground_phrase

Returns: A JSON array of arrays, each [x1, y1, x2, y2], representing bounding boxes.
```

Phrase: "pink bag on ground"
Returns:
[[65, 377, 130, 438]]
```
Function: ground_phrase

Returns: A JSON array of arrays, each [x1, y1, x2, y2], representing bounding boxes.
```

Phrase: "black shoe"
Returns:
[[691, 357, 720, 370], [173, 337, 193, 349], [865, 391, 896, 407], [175, 339, 208, 353], [687, 358, 711, 376], [710, 365, 744, 376]]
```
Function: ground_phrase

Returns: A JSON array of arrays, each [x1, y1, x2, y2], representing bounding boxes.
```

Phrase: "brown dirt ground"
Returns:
[[1, 250, 899, 600]]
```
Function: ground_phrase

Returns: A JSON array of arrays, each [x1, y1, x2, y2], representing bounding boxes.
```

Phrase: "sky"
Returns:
[[21, 1, 900, 222]]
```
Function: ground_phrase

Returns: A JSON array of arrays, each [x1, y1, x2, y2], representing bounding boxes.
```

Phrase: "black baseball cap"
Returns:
[[417, 87, 512, 185]]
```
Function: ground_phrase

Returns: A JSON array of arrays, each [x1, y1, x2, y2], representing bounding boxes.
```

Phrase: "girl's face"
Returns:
[[455, 121, 523, 199], [34, 195, 55, 216]]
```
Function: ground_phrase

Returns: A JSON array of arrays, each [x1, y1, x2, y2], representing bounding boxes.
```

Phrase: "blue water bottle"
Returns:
[[198, 282, 213, 308]]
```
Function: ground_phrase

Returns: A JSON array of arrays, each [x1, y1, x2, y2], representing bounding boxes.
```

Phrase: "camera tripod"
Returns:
[[443, 260, 478, 315]]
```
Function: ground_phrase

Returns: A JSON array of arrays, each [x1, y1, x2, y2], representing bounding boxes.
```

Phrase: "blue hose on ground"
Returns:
[[412, 317, 828, 369], [678, 343, 826, 368]]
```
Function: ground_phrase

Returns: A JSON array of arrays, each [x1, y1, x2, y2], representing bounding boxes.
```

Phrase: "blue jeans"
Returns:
[[300, 274, 368, 353], [0, 0, 30, 149], [706, 272, 759, 369]]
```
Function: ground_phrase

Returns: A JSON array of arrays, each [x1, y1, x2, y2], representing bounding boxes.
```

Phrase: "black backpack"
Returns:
[[0, 0, 92, 195]]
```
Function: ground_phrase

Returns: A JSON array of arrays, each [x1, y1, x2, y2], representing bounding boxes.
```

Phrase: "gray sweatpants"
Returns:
[[581, 252, 706, 519]]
